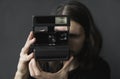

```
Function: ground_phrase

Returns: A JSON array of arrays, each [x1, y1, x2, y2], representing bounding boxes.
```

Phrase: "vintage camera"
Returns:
[[32, 15, 70, 61]]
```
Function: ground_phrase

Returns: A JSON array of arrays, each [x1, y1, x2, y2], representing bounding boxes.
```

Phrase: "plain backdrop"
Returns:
[[0, 0, 120, 79]]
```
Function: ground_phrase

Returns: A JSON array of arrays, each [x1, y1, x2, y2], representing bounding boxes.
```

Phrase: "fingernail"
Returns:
[[30, 31, 33, 34]]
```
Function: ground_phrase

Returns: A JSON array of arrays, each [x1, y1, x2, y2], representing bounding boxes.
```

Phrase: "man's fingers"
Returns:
[[30, 58, 41, 77], [27, 31, 34, 41], [27, 52, 34, 61], [22, 31, 35, 53], [21, 38, 36, 54], [24, 37, 36, 49], [29, 59, 35, 77]]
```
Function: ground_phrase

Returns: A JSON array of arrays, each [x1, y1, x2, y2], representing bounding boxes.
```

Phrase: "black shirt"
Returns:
[[28, 57, 110, 79]]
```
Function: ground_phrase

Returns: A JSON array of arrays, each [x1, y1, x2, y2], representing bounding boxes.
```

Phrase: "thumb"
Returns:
[[62, 56, 74, 71]]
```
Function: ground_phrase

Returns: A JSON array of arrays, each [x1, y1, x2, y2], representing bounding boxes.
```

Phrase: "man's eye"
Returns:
[[69, 34, 80, 38]]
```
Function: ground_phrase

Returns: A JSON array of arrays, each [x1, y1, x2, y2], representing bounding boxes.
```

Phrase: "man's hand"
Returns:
[[29, 56, 74, 79], [14, 31, 36, 79]]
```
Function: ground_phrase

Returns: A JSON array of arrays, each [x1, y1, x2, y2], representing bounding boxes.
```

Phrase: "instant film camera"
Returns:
[[32, 15, 70, 61]]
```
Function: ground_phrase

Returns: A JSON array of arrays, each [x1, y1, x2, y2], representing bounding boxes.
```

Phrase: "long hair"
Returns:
[[54, 0, 103, 70]]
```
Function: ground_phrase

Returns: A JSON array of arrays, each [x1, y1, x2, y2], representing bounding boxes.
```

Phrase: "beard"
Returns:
[[38, 60, 63, 73]]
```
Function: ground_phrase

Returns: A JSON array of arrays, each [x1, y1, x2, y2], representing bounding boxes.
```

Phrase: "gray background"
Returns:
[[0, 0, 120, 79]]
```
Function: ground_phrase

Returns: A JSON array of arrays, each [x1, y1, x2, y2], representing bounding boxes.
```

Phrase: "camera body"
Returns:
[[32, 15, 70, 61]]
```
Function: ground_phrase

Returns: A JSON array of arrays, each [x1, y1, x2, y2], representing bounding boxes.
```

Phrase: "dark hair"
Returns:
[[54, 0, 103, 70]]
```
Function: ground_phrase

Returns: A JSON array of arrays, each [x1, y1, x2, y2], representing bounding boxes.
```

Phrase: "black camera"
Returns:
[[32, 15, 70, 61]]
